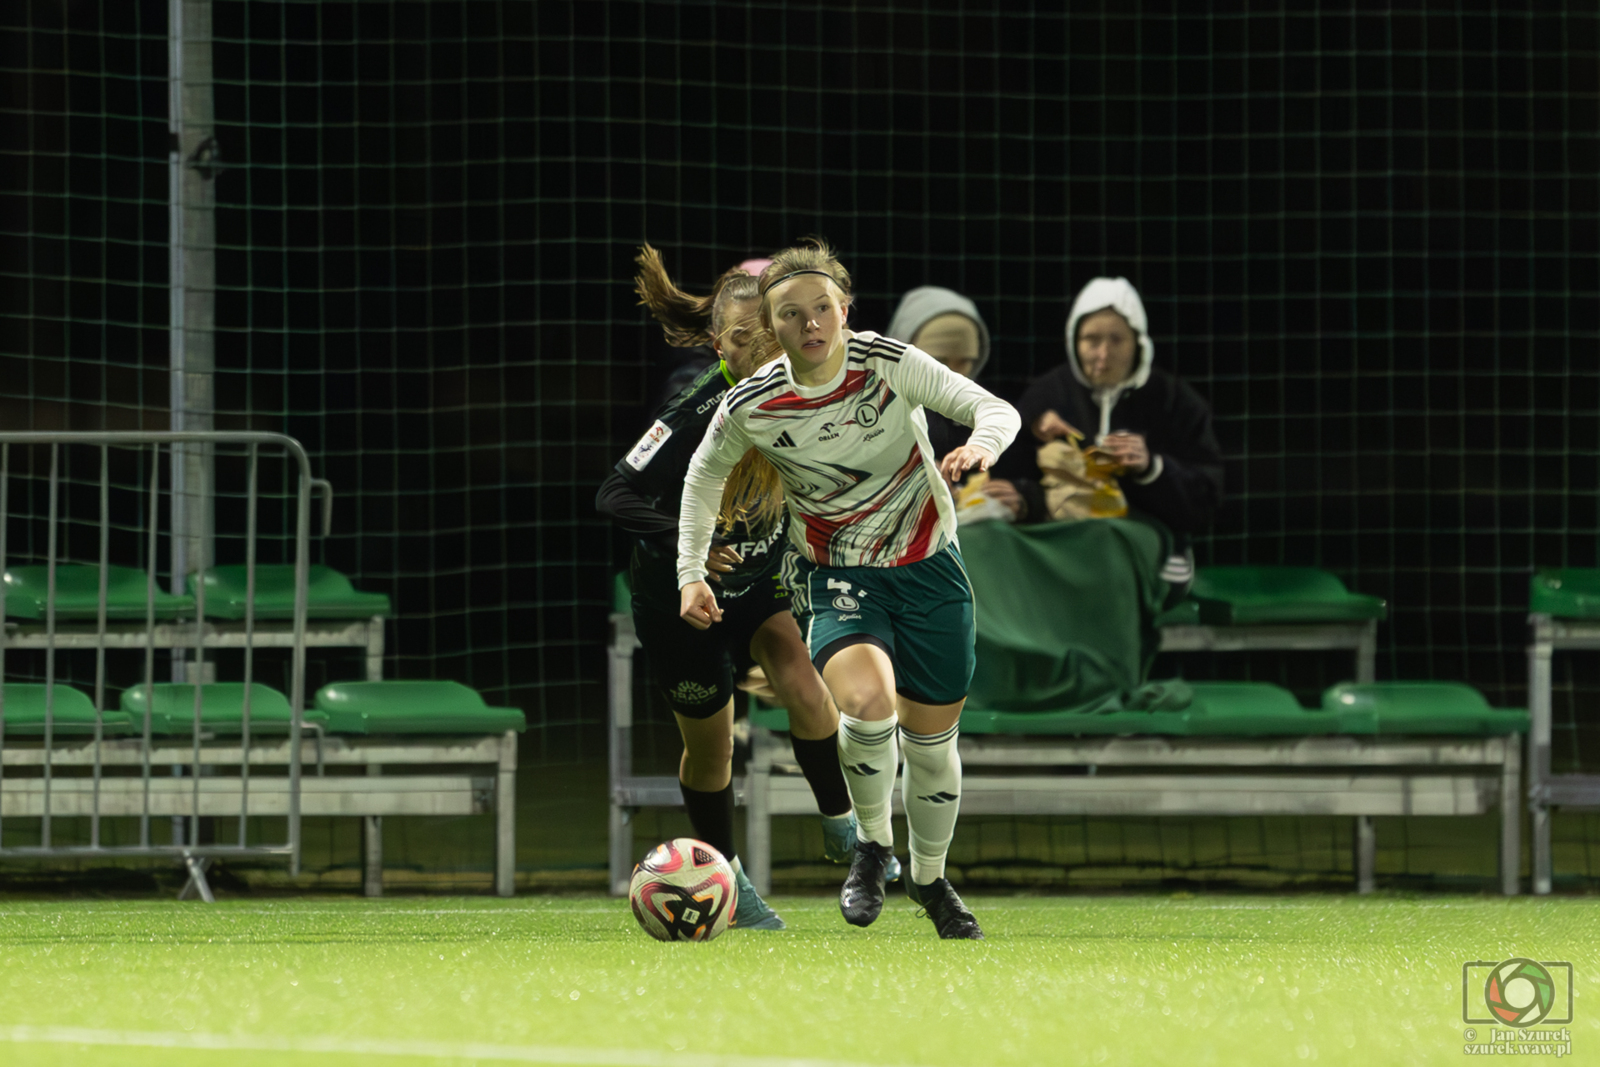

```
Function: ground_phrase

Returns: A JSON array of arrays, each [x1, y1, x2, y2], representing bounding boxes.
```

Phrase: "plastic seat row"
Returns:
[[1154, 566, 1386, 627], [2, 564, 391, 620], [752, 681, 1527, 739], [0, 680, 524, 736]]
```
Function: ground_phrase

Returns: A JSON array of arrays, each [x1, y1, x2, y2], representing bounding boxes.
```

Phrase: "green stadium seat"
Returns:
[[1322, 682, 1528, 736], [119, 682, 324, 735], [1530, 569, 1600, 619], [756, 683, 1360, 738], [1183, 681, 1347, 736], [1183, 566, 1387, 626], [1152, 598, 1201, 627], [315, 680, 525, 735], [189, 564, 391, 620], [0, 683, 133, 736], [3, 564, 195, 620]]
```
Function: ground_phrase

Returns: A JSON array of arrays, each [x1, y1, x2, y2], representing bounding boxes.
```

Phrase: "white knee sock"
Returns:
[[837, 713, 899, 847], [900, 723, 962, 884]]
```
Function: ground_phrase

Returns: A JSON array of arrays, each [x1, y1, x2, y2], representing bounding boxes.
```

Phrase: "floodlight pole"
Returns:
[[168, 0, 216, 678]]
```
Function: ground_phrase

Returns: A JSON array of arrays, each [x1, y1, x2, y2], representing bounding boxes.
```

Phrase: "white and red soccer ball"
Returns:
[[629, 837, 737, 942]]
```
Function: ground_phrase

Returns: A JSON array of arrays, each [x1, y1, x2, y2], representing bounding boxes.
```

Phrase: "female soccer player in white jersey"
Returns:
[[677, 241, 1021, 939], [599, 249, 878, 931]]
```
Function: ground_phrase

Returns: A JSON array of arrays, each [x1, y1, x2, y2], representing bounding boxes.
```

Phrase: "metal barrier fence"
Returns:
[[0, 431, 313, 898]]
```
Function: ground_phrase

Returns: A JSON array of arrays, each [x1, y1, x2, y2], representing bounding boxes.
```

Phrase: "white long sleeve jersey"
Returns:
[[678, 331, 1021, 585]]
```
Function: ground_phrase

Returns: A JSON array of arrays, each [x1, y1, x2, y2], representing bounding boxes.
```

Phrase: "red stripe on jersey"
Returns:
[[896, 495, 943, 565], [756, 370, 869, 414], [800, 511, 848, 565]]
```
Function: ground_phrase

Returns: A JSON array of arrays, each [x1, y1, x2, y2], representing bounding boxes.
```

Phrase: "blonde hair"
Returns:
[[631, 244, 786, 537], [633, 245, 762, 349], [755, 237, 853, 332]]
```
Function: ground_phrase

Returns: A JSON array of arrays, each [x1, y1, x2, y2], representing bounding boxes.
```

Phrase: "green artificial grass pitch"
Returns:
[[0, 896, 1595, 1066]]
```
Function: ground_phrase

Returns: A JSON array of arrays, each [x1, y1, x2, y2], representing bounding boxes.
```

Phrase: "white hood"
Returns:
[[1063, 277, 1155, 439]]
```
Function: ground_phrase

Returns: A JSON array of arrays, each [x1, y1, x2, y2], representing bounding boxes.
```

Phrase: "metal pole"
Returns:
[[169, 0, 216, 673], [0, 444, 8, 851]]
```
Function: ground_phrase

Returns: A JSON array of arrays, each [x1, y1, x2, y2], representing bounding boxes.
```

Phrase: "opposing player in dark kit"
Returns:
[[597, 247, 873, 930], [677, 241, 1020, 939]]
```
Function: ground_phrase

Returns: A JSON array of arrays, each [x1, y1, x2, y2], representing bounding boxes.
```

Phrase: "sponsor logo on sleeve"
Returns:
[[623, 419, 673, 471]]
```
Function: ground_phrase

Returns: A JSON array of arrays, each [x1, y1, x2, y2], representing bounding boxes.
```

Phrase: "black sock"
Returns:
[[678, 780, 737, 864], [790, 731, 853, 817]]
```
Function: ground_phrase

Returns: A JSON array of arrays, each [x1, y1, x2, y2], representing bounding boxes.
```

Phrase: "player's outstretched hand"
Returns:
[[940, 444, 997, 484], [704, 544, 744, 584], [679, 580, 723, 630]]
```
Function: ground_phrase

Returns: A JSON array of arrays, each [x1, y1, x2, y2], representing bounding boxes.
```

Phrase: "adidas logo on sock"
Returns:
[[844, 762, 880, 776], [772, 431, 797, 448], [916, 791, 959, 804]]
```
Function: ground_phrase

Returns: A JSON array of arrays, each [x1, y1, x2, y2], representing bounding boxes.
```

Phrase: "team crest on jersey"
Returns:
[[831, 594, 859, 611], [624, 419, 672, 471]]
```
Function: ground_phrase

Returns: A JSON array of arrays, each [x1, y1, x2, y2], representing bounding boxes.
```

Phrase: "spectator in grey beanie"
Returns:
[[886, 286, 1025, 520]]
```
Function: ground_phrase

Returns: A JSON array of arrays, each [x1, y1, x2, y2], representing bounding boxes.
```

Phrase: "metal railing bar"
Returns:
[[43, 444, 59, 849], [239, 444, 258, 846], [141, 444, 160, 848], [92, 445, 110, 849], [288, 458, 310, 875], [312, 478, 333, 538], [189, 481, 208, 849], [0, 443, 8, 851], [0, 432, 313, 879]]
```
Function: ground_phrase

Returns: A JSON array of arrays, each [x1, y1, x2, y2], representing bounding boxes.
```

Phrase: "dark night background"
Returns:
[[3, 1, 1598, 767]]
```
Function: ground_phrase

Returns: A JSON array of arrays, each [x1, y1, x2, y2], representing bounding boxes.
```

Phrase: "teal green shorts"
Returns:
[[793, 544, 976, 706]]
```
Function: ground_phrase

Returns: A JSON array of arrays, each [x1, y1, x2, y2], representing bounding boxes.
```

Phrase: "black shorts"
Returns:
[[631, 557, 793, 720]]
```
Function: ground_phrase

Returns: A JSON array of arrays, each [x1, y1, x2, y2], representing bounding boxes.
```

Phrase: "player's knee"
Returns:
[[831, 679, 895, 722]]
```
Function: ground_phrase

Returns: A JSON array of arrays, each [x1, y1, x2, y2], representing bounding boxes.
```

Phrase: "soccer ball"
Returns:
[[629, 837, 737, 942]]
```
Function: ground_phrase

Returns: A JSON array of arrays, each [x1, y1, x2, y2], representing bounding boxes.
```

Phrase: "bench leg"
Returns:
[[496, 730, 517, 897], [1354, 816, 1375, 894], [364, 762, 383, 898], [178, 855, 215, 903], [1356, 620, 1377, 683], [1501, 738, 1522, 897], [609, 803, 635, 897], [366, 616, 385, 681], [363, 816, 383, 898], [1528, 636, 1554, 895], [746, 727, 774, 896]]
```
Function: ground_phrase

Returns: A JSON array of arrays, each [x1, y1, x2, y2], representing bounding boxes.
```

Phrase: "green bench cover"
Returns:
[[1530, 569, 1600, 619], [189, 565, 391, 620], [1323, 682, 1528, 736], [0, 684, 133, 735], [1186, 566, 1386, 625], [315, 680, 525, 734], [960, 518, 1172, 713], [120, 682, 324, 734], [3, 565, 195, 621]]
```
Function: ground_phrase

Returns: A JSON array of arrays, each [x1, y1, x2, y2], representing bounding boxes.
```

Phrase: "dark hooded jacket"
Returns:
[[995, 277, 1224, 540]]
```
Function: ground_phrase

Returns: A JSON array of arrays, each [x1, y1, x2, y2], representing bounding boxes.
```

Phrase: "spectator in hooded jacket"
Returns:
[[997, 276, 1224, 590], [886, 286, 1025, 520]]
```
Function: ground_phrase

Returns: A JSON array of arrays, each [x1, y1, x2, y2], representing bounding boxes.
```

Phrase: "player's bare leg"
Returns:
[[749, 611, 867, 865], [675, 701, 784, 931]]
